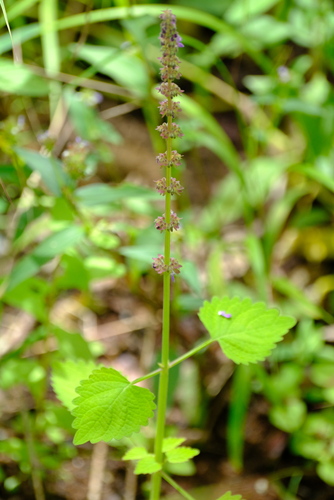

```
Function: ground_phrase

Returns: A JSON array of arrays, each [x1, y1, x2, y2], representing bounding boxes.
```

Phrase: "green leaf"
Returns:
[[270, 399, 307, 433], [65, 89, 123, 144], [85, 256, 125, 281], [119, 245, 161, 265], [215, 492, 244, 500], [134, 455, 161, 475], [3, 277, 50, 321], [6, 225, 85, 291], [73, 44, 149, 98], [123, 447, 149, 461], [165, 446, 200, 464], [56, 254, 90, 291], [166, 460, 196, 476], [53, 327, 92, 360], [290, 164, 334, 193], [6, 254, 50, 291], [0, 58, 48, 96], [162, 437, 186, 453], [15, 147, 71, 195], [33, 225, 85, 258], [75, 183, 158, 207], [72, 367, 156, 444], [225, 0, 280, 24], [52, 359, 98, 412], [198, 297, 296, 364], [317, 461, 334, 486]]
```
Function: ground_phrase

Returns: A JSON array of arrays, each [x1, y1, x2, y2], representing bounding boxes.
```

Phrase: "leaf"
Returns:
[[75, 183, 159, 207], [65, 88, 123, 144], [85, 256, 125, 281], [225, 0, 280, 24], [123, 447, 149, 461], [0, 58, 48, 95], [162, 437, 186, 453], [269, 399, 306, 433], [33, 225, 85, 258], [3, 277, 50, 321], [15, 147, 71, 195], [215, 492, 244, 500], [6, 254, 50, 291], [6, 225, 85, 291], [73, 44, 149, 98], [317, 461, 334, 486], [165, 446, 200, 464], [119, 245, 162, 265], [52, 360, 98, 412], [290, 164, 334, 193], [198, 297, 296, 364], [53, 327, 92, 360], [72, 367, 156, 445], [134, 455, 161, 475]]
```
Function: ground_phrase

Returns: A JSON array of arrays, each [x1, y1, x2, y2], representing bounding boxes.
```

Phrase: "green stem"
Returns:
[[21, 409, 45, 500], [150, 108, 173, 500], [132, 368, 161, 385], [161, 472, 196, 500], [39, 0, 61, 119], [133, 338, 215, 385], [168, 338, 214, 369]]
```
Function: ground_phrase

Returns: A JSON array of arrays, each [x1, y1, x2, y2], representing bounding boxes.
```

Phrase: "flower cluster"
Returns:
[[156, 122, 183, 140], [155, 211, 181, 232], [156, 150, 182, 168], [155, 177, 184, 196], [158, 9, 184, 82], [152, 254, 182, 276], [157, 82, 184, 99], [159, 100, 182, 118], [153, 10, 184, 277]]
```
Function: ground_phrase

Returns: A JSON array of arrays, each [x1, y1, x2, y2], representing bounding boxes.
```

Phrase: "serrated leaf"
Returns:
[[216, 492, 244, 500], [52, 360, 98, 411], [166, 446, 200, 464], [162, 437, 186, 453], [134, 455, 161, 475], [199, 297, 296, 364], [72, 367, 156, 444], [123, 447, 149, 461]]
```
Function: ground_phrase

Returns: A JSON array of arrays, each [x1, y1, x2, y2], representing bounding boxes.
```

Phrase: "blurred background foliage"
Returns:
[[0, 0, 334, 499]]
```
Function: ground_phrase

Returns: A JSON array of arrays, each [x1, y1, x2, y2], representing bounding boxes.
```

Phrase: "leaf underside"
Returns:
[[199, 296, 296, 364]]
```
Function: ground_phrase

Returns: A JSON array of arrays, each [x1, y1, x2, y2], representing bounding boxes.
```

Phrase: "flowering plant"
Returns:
[[52, 11, 296, 500]]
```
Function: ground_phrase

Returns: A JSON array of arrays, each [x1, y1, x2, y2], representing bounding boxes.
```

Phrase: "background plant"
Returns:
[[0, 1, 333, 499]]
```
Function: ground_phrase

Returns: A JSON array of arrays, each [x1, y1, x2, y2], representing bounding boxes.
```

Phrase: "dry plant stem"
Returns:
[[87, 441, 108, 500]]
